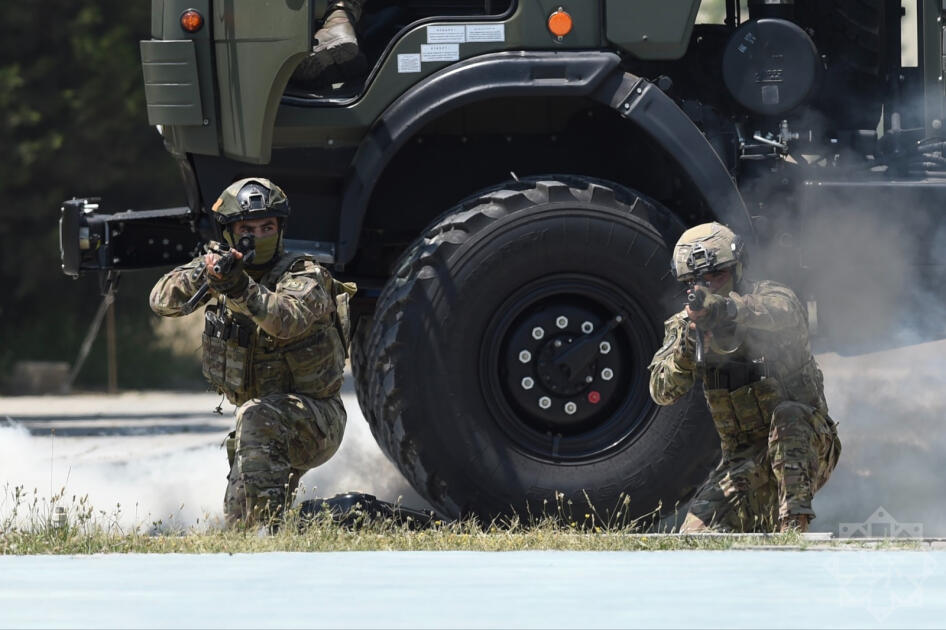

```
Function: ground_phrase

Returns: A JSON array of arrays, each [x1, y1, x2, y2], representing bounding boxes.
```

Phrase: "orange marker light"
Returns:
[[180, 9, 204, 33], [548, 9, 573, 38]]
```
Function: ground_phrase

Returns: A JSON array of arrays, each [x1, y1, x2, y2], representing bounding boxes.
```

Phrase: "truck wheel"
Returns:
[[351, 177, 718, 521]]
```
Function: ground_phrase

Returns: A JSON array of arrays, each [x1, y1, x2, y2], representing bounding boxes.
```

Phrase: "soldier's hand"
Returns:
[[673, 327, 698, 370], [204, 250, 244, 279], [206, 250, 248, 298], [688, 293, 732, 331]]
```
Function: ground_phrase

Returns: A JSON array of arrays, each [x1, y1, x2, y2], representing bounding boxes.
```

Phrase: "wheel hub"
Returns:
[[506, 306, 624, 431], [481, 275, 656, 461]]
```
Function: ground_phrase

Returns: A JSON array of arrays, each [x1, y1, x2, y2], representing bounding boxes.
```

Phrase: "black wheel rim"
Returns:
[[480, 273, 659, 462]]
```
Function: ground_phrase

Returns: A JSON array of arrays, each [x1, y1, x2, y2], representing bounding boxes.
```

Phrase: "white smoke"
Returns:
[[0, 381, 430, 532], [811, 340, 946, 536]]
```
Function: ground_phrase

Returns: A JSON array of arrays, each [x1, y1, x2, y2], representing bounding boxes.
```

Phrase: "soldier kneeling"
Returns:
[[648, 222, 841, 533], [150, 178, 355, 527]]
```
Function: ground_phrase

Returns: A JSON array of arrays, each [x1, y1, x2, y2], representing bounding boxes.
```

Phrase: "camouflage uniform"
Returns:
[[650, 230, 841, 532], [150, 177, 353, 526], [151, 252, 350, 524]]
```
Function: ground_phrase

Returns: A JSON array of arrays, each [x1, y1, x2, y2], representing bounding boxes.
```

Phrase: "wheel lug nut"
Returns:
[[564, 401, 577, 415], [519, 350, 532, 363], [556, 316, 568, 329], [601, 368, 614, 381], [599, 341, 611, 354], [553, 340, 562, 348], [581, 321, 594, 333], [538, 396, 552, 409], [531, 327, 545, 340], [521, 377, 535, 390], [585, 375, 593, 384]]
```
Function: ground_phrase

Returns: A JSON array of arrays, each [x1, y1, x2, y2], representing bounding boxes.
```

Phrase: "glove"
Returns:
[[691, 293, 736, 331], [207, 252, 249, 298], [670, 322, 698, 370]]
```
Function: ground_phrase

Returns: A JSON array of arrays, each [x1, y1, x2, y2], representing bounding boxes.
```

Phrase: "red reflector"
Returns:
[[180, 9, 204, 33], [587, 391, 601, 404]]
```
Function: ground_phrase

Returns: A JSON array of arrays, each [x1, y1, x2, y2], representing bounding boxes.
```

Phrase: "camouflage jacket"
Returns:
[[648, 280, 827, 412], [150, 253, 345, 405]]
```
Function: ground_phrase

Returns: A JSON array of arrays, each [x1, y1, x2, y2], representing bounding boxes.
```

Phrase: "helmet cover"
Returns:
[[671, 222, 744, 281]]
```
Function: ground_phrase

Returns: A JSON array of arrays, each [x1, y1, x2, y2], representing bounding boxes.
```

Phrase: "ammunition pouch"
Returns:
[[704, 359, 828, 456], [705, 377, 782, 455], [202, 307, 254, 405], [199, 255, 355, 404]]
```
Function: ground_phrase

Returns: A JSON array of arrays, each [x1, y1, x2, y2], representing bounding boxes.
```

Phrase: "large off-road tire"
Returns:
[[351, 177, 718, 520]]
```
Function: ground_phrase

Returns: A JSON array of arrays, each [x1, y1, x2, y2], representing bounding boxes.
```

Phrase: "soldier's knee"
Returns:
[[236, 397, 287, 442], [768, 402, 814, 447]]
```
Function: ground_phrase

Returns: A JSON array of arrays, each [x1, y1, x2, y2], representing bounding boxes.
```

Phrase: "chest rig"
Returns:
[[696, 290, 828, 456], [201, 254, 351, 406]]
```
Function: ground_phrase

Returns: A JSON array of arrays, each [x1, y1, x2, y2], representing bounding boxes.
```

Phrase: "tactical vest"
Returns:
[[697, 280, 831, 455], [702, 355, 829, 455], [200, 253, 356, 406]]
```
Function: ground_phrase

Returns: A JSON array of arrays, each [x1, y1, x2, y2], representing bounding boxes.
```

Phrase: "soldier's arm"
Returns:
[[727, 284, 807, 332], [149, 257, 209, 317], [227, 262, 334, 339], [648, 313, 697, 406]]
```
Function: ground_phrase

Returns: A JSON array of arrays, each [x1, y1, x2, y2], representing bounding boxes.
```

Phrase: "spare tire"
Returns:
[[351, 176, 719, 521]]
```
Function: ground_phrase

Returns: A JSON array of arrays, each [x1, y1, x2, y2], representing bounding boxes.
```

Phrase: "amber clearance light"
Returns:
[[180, 9, 204, 33], [548, 8, 573, 38]]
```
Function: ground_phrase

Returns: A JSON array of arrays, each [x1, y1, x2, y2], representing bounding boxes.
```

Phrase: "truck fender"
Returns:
[[592, 72, 754, 238], [337, 52, 752, 265]]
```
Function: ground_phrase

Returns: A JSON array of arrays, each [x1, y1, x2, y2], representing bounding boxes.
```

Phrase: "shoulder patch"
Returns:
[[282, 277, 311, 292]]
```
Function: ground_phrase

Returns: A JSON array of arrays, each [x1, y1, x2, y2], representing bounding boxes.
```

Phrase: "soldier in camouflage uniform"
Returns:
[[648, 222, 841, 533], [150, 178, 355, 527]]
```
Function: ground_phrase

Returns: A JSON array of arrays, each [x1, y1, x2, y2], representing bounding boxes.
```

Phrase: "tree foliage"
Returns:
[[0, 1, 192, 388]]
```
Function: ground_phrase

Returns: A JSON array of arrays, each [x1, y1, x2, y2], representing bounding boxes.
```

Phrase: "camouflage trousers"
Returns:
[[224, 392, 346, 526], [681, 397, 841, 533]]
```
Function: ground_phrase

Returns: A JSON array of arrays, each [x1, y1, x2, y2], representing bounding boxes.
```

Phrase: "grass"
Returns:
[[0, 485, 931, 555]]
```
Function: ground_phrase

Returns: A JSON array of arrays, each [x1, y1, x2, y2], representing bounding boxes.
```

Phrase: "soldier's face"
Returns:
[[702, 269, 732, 293], [232, 217, 279, 239]]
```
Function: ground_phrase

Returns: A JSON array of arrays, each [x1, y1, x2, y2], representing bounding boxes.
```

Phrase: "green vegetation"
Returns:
[[0, 2, 195, 391], [1, 486, 928, 555]]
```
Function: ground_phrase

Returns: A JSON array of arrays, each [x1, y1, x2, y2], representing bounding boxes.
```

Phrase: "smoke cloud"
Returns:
[[0, 381, 430, 531]]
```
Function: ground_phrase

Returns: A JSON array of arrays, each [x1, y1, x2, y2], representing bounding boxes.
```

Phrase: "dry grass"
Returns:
[[0, 485, 927, 555]]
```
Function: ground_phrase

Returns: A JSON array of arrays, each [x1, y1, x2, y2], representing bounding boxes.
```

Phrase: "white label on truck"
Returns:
[[427, 25, 466, 43], [397, 53, 422, 73], [421, 44, 460, 62], [465, 24, 505, 43]]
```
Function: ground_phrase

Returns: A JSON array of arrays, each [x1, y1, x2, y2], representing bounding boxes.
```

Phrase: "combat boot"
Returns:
[[292, 0, 366, 88], [778, 514, 810, 533]]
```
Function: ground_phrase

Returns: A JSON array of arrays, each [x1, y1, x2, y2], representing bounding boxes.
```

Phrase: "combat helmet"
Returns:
[[670, 222, 745, 282], [211, 178, 291, 226], [210, 178, 291, 266]]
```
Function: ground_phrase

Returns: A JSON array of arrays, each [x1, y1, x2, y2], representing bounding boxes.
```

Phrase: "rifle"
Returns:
[[686, 280, 708, 367], [180, 235, 256, 315]]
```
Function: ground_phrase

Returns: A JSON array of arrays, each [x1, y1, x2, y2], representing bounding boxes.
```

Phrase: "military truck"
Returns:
[[60, 0, 946, 520]]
